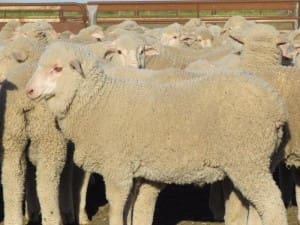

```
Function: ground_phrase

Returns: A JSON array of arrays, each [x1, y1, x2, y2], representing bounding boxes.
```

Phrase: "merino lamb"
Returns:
[[0, 37, 75, 225], [26, 41, 288, 225]]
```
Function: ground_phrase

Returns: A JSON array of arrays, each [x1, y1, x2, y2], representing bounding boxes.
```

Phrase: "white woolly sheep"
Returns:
[[0, 20, 21, 41], [13, 21, 58, 44], [70, 25, 105, 43], [0, 37, 75, 225], [85, 36, 145, 69], [26, 41, 288, 225]]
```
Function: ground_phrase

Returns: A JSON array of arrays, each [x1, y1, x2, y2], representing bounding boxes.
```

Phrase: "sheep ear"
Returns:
[[277, 33, 288, 46], [12, 51, 28, 63], [144, 45, 160, 56], [229, 34, 245, 44], [69, 59, 85, 78], [103, 49, 117, 61]]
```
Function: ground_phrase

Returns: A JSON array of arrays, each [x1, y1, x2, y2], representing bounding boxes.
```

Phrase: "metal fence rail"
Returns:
[[0, 0, 299, 32], [88, 0, 300, 29], [0, 2, 87, 33]]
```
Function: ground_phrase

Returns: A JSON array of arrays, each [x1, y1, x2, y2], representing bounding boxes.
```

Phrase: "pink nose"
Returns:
[[26, 87, 34, 97]]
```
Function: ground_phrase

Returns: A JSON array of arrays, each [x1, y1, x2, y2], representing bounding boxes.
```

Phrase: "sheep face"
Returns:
[[26, 43, 83, 102], [103, 35, 146, 68]]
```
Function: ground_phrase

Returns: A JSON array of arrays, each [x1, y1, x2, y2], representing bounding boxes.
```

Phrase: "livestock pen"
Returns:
[[0, 0, 300, 31]]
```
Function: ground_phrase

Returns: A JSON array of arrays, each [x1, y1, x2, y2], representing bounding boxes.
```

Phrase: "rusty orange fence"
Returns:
[[0, 0, 299, 32]]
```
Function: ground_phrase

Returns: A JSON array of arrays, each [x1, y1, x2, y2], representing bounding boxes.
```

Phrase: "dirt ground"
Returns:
[[90, 205, 298, 225]]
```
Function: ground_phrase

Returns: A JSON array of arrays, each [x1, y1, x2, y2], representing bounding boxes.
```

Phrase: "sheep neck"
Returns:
[[58, 67, 113, 138], [240, 43, 281, 70]]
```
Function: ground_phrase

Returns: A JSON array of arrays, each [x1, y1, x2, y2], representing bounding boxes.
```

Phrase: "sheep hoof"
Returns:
[[79, 213, 90, 225]]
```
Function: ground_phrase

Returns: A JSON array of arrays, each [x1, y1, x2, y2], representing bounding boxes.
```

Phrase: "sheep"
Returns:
[[0, 20, 21, 41], [13, 21, 58, 44], [159, 23, 186, 47], [0, 37, 43, 76], [183, 18, 205, 29], [210, 23, 300, 225], [26, 41, 288, 225], [180, 26, 214, 49], [0, 37, 75, 225], [213, 15, 255, 52], [144, 43, 236, 70], [85, 36, 145, 69], [185, 54, 240, 74], [70, 25, 105, 43], [105, 19, 146, 35]]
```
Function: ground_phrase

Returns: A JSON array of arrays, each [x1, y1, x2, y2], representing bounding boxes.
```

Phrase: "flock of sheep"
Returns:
[[0, 15, 300, 225]]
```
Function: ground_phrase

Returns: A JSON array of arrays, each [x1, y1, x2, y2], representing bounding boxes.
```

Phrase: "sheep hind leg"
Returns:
[[128, 180, 164, 225], [222, 178, 248, 225], [105, 179, 133, 225], [226, 167, 288, 225]]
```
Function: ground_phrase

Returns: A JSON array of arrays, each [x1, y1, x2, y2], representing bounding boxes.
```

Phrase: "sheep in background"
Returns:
[[184, 18, 206, 29], [213, 15, 255, 52], [70, 25, 105, 43], [0, 20, 21, 42], [12, 21, 58, 44], [86, 34, 148, 68], [105, 19, 146, 35], [26, 41, 288, 225], [180, 25, 214, 49]]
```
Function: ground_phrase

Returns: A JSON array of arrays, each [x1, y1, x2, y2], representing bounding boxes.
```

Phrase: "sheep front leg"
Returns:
[[78, 172, 91, 225], [226, 168, 288, 225], [72, 166, 90, 224], [36, 158, 64, 225], [105, 179, 133, 225], [2, 148, 26, 225]]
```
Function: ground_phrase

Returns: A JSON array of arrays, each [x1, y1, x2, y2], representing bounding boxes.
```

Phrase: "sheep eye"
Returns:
[[117, 50, 122, 55], [173, 36, 177, 39], [53, 66, 63, 73]]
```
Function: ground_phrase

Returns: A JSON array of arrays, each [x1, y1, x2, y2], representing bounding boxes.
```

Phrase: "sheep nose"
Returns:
[[26, 88, 34, 97]]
